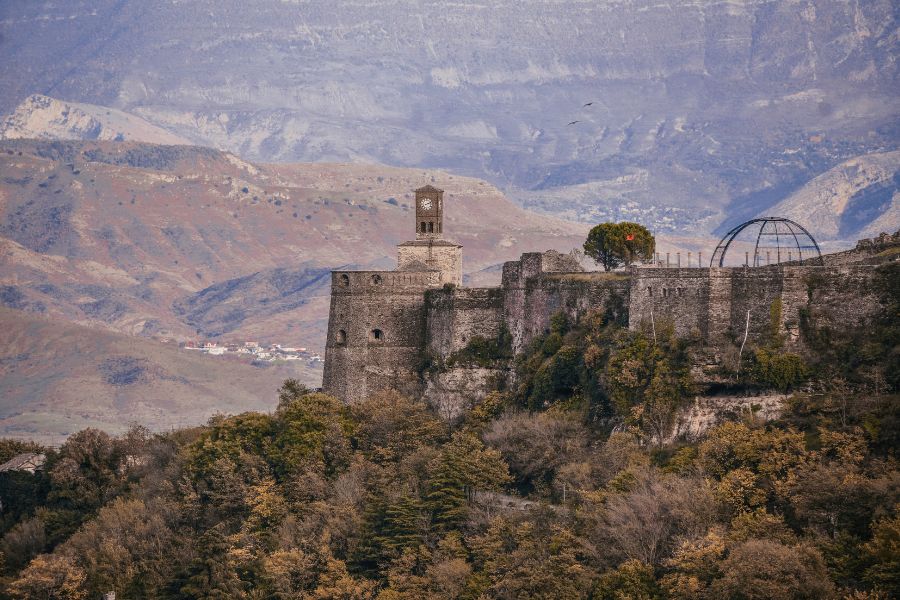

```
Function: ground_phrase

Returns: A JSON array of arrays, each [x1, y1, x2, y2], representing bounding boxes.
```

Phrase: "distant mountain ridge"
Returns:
[[0, 139, 591, 349], [759, 151, 900, 240], [0, 95, 191, 146]]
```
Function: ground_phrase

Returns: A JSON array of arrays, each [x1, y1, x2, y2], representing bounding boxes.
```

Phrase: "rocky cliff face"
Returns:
[[760, 151, 899, 240], [0, 95, 191, 146], [1, 0, 896, 236]]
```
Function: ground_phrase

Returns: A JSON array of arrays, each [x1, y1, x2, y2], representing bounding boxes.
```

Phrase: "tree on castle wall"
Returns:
[[583, 222, 655, 271]]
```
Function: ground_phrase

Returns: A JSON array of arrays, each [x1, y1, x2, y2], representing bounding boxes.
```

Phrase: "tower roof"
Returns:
[[415, 185, 443, 193]]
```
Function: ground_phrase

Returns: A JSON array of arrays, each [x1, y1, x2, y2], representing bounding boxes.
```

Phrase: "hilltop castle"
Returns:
[[323, 187, 897, 414]]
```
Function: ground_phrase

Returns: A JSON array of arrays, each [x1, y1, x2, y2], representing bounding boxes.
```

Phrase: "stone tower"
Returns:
[[322, 185, 463, 403], [397, 185, 462, 286], [415, 185, 443, 239]]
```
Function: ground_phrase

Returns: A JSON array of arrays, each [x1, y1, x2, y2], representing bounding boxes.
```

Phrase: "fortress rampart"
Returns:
[[322, 186, 897, 409], [628, 263, 884, 344], [324, 253, 890, 406]]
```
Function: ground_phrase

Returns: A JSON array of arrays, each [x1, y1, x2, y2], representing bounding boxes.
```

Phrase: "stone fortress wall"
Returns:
[[628, 262, 887, 345], [323, 188, 898, 409], [323, 269, 438, 403]]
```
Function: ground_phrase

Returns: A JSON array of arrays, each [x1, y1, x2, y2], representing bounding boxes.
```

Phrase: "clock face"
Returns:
[[420, 198, 433, 210]]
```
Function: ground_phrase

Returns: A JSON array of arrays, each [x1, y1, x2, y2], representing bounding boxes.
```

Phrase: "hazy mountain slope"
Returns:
[[1, 0, 896, 235], [0, 139, 589, 348], [0, 95, 192, 145], [0, 308, 318, 444], [759, 151, 900, 239]]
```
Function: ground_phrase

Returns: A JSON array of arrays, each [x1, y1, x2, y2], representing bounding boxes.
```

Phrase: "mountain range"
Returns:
[[0, 139, 590, 346], [1, 0, 896, 235]]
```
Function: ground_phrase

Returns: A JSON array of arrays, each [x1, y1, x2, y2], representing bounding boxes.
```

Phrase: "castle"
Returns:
[[323, 187, 896, 412]]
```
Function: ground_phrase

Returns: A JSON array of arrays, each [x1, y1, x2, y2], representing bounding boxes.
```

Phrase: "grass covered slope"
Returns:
[[0, 139, 589, 347], [0, 308, 319, 443]]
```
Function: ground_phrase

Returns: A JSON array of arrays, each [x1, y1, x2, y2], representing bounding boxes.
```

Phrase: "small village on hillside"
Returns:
[[180, 339, 323, 366]]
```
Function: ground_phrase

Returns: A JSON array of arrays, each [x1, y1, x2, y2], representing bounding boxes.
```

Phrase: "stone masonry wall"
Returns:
[[502, 253, 630, 354], [630, 263, 888, 347], [628, 268, 712, 339], [324, 247, 893, 408], [425, 287, 504, 358], [323, 270, 439, 403], [397, 243, 462, 286]]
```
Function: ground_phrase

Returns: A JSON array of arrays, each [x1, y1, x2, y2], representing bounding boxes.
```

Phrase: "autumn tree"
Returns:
[[351, 390, 443, 465], [483, 411, 588, 495], [600, 469, 716, 566], [8, 553, 88, 600], [469, 514, 595, 599], [583, 222, 655, 271], [707, 539, 834, 599]]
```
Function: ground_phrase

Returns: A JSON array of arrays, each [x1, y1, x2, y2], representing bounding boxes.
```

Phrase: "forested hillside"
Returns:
[[0, 264, 897, 599]]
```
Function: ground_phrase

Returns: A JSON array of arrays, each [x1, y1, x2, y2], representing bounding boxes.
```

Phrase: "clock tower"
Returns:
[[394, 184, 462, 286], [415, 185, 443, 240]]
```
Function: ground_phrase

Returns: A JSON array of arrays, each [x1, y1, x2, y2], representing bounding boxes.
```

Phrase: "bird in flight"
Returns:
[[567, 120, 580, 126], [583, 102, 594, 107]]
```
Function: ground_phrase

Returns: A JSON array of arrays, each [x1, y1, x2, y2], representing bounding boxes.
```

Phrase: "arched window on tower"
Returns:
[[421, 222, 427, 233], [370, 329, 383, 342], [336, 329, 347, 344], [428, 222, 434, 233], [339, 273, 350, 287]]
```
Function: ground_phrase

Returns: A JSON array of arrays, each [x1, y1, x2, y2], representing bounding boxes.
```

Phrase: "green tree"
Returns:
[[178, 526, 247, 600], [862, 507, 900, 595], [426, 432, 510, 529], [604, 328, 693, 441], [750, 348, 808, 391], [584, 222, 655, 271]]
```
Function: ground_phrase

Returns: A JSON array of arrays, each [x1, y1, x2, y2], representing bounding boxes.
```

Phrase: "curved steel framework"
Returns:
[[710, 217, 823, 268]]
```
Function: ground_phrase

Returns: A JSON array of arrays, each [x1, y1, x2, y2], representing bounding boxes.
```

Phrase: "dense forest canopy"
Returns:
[[0, 264, 898, 599]]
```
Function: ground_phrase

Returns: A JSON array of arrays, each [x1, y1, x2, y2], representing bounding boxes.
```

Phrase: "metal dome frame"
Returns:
[[710, 217, 823, 267]]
